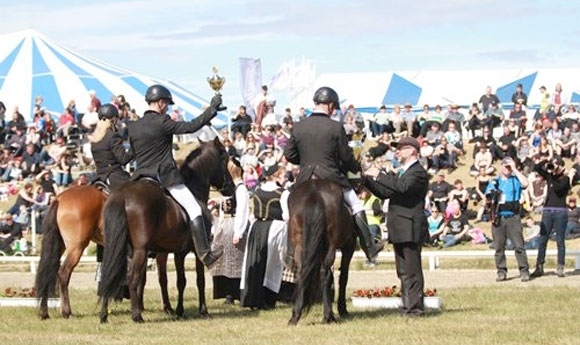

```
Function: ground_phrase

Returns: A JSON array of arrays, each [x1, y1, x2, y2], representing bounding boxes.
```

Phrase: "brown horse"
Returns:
[[98, 137, 234, 323], [35, 138, 233, 320], [35, 185, 106, 319], [287, 179, 356, 325]]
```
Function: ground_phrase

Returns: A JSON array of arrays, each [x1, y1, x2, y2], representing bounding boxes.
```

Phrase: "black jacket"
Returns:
[[283, 113, 359, 188], [91, 130, 134, 190], [364, 161, 429, 244], [127, 108, 216, 188]]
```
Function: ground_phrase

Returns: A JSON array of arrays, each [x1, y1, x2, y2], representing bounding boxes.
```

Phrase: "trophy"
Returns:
[[207, 66, 227, 111]]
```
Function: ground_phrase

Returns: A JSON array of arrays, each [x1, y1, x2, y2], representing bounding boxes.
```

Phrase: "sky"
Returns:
[[0, 0, 579, 110]]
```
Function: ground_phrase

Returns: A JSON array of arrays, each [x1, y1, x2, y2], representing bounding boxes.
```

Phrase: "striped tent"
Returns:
[[0, 29, 228, 128]]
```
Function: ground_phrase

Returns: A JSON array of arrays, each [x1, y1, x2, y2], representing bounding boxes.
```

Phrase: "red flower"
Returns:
[[352, 285, 437, 298]]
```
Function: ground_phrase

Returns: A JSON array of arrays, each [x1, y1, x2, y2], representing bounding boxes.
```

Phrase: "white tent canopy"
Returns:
[[291, 68, 580, 112], [0, 29, 228, 128]]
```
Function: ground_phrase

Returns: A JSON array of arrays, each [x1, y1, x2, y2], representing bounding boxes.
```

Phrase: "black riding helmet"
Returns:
[[145, 84, 175, 105], [313, 86, 340, 109], [98, 103, 119, 120]]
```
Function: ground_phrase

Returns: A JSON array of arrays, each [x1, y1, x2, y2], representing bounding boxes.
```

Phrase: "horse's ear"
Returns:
[[213, 136, 224, 148]]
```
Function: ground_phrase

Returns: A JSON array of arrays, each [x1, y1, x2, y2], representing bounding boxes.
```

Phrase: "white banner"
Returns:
[[238, 57, 262, 119]]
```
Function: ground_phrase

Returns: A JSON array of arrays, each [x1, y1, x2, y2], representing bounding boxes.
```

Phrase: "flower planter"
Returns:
[[351, 296, 441, 309], [0, 298, 60, 308]]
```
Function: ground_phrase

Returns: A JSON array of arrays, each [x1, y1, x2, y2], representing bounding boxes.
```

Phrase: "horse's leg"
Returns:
[[338, 239, 355, 318], [288, 282, 304, 326], [99, 297, 110, 324], [174, 252, 187, 318], [195, 257, 209, 317], [156, 253, 173, 315], [322, 249, 337, 323], [57, 245, 86, 319], [129, 249, 147, 323]]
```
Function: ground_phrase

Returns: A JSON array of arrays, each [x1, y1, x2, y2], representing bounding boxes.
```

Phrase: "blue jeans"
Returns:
[[442, 234, 463, 248], [537, 209, 567, 266]]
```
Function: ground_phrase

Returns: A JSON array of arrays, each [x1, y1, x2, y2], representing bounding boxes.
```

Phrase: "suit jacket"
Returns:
[[128, 108, 216, 188], [364, 161, 429, 244], [91, 130, 133, 189], [283, 113, 359, 188]]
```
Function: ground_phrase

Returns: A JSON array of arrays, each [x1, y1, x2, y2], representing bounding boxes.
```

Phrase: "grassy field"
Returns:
[[0, 285, 578, 345]]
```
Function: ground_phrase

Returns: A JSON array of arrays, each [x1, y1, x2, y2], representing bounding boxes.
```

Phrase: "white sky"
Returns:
[[0, 0, 578, 109]]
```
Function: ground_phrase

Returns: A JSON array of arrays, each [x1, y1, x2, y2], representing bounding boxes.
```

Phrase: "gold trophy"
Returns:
[[207, 66, 227, 111]]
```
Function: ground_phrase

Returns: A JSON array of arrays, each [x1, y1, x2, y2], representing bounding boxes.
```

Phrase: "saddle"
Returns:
[[136, 177, 191, 225]]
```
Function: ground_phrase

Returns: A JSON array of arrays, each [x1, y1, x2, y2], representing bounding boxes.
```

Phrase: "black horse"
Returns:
[[98, 137, 234, 323], [287, 179, 356, 325]]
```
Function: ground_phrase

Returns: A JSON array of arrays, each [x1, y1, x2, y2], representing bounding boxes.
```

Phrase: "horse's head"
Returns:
[[180, 137, 235, 202]]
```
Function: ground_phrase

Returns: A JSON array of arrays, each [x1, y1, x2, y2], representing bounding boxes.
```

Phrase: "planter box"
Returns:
[[351, 296, 441, 309], [0, 298, 60, 308]]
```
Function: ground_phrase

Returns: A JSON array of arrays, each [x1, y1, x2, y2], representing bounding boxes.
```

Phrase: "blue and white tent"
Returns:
[[0, 29, 228, 128]]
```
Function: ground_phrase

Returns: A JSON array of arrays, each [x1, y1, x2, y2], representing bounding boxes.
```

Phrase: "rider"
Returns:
[[90, 103, 134, 190], [91, 103, 134, 279], [283, 86, 384, 263], [127, 84, 224, 267]]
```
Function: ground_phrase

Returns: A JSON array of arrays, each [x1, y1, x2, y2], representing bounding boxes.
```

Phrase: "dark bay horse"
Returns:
[[35, 137, 232, 320], [287, 179, 356, 325], [98, 137, 234, 323]]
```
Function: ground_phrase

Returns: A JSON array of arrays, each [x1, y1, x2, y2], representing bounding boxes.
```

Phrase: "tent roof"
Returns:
[[291, 68, 580, 113], [0, 29, 228, 127]]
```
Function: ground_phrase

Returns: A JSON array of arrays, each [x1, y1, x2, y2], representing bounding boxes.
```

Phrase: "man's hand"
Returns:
[[210, 94, 226, 112]]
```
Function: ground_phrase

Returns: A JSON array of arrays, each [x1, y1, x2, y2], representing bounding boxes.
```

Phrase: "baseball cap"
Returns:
[[390, 136, 420, 151]]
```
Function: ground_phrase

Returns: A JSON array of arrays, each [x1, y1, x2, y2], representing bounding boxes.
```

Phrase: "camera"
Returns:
[[546, 162, 555, 171]]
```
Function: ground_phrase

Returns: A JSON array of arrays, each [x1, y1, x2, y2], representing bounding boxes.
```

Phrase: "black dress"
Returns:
[[240, 186, 283, 309]]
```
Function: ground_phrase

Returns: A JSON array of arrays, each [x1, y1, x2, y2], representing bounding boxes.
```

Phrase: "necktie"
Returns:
[[398, 169, 404, 178]]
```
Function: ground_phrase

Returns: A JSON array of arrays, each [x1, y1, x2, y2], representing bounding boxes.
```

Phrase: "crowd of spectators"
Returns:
[[3, 82, 580, 254]]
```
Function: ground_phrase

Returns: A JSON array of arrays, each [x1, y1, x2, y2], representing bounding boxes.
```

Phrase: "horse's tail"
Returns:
[[98, 194, 128, 301], [35, 200, 64, 303], [296, 193, 327, 314]]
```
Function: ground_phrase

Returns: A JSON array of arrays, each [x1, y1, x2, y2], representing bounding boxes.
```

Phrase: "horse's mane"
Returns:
[[180, 139, 226, 201]]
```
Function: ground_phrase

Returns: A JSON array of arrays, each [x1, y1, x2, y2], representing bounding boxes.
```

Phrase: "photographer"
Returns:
[[530, 157, 571, 278], [484, 157, 530, 282]]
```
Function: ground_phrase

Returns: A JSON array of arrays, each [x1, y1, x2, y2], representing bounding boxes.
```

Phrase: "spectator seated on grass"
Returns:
[[440, 199, 471, 248]]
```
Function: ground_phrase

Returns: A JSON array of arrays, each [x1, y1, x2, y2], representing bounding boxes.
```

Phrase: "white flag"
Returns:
[[239, 57, 262, 119]]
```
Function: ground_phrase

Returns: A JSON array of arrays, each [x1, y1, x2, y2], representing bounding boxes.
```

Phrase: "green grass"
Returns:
[[0, 286, 578, 345]]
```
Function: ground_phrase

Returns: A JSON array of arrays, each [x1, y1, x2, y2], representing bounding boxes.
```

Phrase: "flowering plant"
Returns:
[[352, 285, 437, 298], [1, 287, 37, 298]]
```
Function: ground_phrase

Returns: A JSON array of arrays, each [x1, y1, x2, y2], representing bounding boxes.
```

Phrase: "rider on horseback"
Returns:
[[127, 84, 224, 267], [283, 86, 385, 263], [91, 103, 134, 192], [91, 103, 134, 286]]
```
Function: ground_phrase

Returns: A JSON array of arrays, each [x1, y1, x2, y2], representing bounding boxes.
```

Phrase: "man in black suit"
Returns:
[[284, 86, 384, 263], [127, 84, 223, 267], [363, 136, 429, 317]]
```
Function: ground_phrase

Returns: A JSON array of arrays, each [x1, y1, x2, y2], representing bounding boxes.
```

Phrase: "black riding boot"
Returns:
[[190, 216, 223, 267], [354, 211, 384, 262]]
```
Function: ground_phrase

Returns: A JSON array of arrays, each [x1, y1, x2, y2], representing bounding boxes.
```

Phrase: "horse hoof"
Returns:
[[288, 319, 298, 326], [339, 309, 349, 318], [163, 307, 175, 315], [100, 317, 108, 324], [325, 315, 337, 323], [132, 316, 145, 323], [39, 314, 50, 321]]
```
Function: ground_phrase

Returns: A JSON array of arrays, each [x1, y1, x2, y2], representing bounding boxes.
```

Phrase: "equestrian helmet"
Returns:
[[98, 103, 119, 120], [313, 86, 340, 109], [145, 84, 175, 105]]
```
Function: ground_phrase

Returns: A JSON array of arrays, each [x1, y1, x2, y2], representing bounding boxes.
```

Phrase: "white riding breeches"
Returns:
[[344, 188, 364, 214], [168, 184, 202, 220]]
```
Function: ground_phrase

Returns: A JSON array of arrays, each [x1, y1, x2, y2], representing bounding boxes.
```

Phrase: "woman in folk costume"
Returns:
[[210, 158, 249, 304], [240, 165, 290, 310]]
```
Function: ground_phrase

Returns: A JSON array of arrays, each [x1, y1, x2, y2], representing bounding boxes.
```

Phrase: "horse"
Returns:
[[34, 137, 233, 320], [98, 137, 234, 323], [287, 179, 356, 326]]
